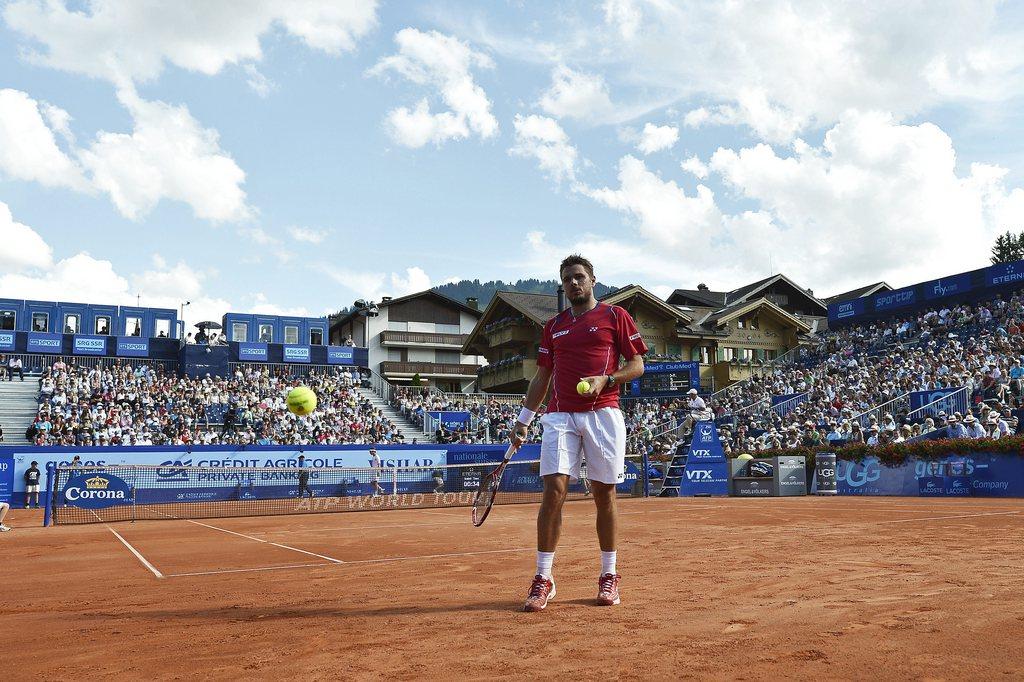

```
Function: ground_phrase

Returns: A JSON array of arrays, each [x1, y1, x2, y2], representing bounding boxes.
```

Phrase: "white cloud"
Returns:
[[459, 1, 1024, 142], [249, 292, 316, 318], [0, 201, 53, 271], [580, 155, 720, 249], [0, 89, 88, 190], [370, 28, 498, 148], [237, 227, 277, 246], [538, 65, 614, 122], [0, 233, 312, 331], [636, 122, 678, 155], [708, 110, 1024, 290], [509, 114, 580, 184], [287, 226, 329, 244], [683, 88, 806, 144], [603, 0, 642, 41], [79, 90, 251, 222], [243, 64, 275, 98], [322, 264, 432, 302], [1, 88, 252, 223], [526, 111, 1024, 295], [680, 155, 708, 179], [3, 0, 379, 85]]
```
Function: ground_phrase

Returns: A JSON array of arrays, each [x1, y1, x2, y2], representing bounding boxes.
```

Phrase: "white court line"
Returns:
[[186, 519, 345, 564], [166, 562, 330, 578], [875, 510, 1020, 524], [416, 509, 466, 518], [106, 526, 164, 579]]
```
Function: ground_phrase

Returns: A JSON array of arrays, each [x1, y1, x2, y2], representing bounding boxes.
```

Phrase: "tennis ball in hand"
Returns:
[[577, 380, 591, 395], [287, 386, 318, 415]]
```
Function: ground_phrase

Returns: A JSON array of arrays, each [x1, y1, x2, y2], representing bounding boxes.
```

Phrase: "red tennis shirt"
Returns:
[[537, 302, 648, 413]]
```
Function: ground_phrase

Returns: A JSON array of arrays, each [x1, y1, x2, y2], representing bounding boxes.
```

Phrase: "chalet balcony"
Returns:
[[482, 318, 537, 348], [478, 357, 536, 393], [379, 330, 469, 348]]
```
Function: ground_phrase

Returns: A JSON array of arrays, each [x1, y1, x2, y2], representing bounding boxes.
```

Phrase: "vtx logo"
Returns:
[[686, 469, 713, 480]]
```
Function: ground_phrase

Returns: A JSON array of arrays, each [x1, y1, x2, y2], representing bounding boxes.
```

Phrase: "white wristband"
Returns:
[[517, 407, 536, 426]]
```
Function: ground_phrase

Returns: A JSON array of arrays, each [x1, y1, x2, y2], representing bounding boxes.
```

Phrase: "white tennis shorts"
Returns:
[[25, 485, 40, 493], [539, 407, 626, 484]]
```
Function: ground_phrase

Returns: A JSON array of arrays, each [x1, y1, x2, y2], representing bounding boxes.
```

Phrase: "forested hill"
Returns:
[[434, 279, 618, 308]]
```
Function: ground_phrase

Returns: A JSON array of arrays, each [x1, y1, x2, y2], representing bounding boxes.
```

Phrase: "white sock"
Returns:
[[601, 550, 617, 575], [536, 551, 555, 579]]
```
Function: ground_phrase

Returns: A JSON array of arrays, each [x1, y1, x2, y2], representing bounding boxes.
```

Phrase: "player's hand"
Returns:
[[512, 423, 528, 444], [579, 375, 609, 396]]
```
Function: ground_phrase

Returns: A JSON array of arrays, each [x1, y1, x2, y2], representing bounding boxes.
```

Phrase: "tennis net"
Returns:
[[49, 459, 645, 525]]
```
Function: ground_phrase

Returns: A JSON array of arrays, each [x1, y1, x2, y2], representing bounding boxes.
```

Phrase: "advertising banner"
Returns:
[[909, 388, 959, 415], [679, 421, 729, 496], [874, 287, 916, 312], [829, 297, 866, 322], [237, 343, 268, 362], [986, 260, 1024, 288], [327, 346, 354, 365], [0, 331, 14, 351], [836, 453, 1024, 497], [283, 345, 311, 363], [27, 332, 62, 353], [428, 411, 471, 430], [62, 472, 133, 508], [0, 457, 13, 502], [2, 444, 650, 506], [72, 334, 107, 356], [116, 337, 149, 357], [771, 393, 808, 416], [924, 273, 972, 300]]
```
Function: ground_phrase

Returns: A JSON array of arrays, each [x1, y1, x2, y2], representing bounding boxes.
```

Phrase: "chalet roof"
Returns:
[[823, 282, 892, 305]]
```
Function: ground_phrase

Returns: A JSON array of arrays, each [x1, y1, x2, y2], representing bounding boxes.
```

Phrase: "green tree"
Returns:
[[410, 373, 422, 386], [990, 230, 1024, 264]]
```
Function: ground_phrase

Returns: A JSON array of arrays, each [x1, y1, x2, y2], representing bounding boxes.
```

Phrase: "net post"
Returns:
[[391, 467, 398, 496], [641, 449, 650, 498], [43, 463, 56, 527]]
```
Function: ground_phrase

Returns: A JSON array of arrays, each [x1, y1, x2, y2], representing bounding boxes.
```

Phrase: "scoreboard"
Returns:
[[625, 361, 700, 398]]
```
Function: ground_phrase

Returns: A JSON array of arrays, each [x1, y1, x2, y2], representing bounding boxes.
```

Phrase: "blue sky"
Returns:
[[1, 0, 1023, 326]]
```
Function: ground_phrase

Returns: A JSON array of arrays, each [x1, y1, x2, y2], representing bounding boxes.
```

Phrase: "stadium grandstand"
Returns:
[[4, 260, 1024, 459]]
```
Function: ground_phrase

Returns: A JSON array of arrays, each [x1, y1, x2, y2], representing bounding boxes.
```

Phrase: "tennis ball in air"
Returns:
[[287, 386, 317, 416], [577, 380, 591, 395], [736, 453, 754, 461]]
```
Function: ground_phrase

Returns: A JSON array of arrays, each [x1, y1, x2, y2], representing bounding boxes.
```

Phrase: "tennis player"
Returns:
[[296, 455, 313, 499], [369, 447, 385, 496], [515, 255, 647, 612]]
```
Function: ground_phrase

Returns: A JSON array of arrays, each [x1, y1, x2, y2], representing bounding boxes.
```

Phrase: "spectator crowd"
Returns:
[[26, 362, 405, 447], [14, 289, 1024, 459]]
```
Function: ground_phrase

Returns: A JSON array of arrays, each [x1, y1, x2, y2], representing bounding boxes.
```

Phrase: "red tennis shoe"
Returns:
[[523, 574, 556, 612], [596, 573, 621, 606]]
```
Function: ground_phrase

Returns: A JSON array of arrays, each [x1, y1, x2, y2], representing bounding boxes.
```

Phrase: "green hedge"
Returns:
[[745, 435, 1024, 468]]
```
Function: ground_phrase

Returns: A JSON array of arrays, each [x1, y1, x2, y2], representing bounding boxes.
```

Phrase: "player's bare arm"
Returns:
[[579, 355, 644, 397], [514, 364, 552, 441]]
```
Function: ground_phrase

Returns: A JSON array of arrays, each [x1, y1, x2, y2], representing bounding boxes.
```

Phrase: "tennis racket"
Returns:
[[472, 440, 521, 527]]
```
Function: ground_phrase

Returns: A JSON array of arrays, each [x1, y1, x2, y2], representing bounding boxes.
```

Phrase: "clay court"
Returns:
[[2, 496, 1022, 680]]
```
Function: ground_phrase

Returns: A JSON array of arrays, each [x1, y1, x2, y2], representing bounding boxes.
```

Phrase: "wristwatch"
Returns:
[[606, 374, 616, 387]]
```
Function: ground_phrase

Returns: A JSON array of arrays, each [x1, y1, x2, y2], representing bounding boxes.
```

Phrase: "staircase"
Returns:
[[355, 387, 437, 444], [659, 441, 690, 497], [0, 379, 39, 445]]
